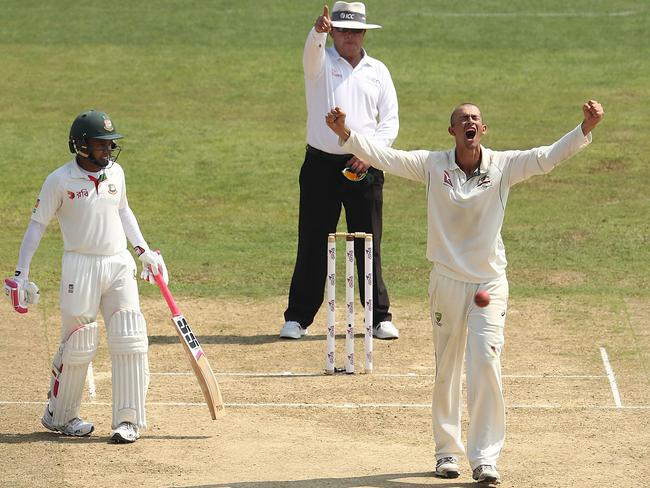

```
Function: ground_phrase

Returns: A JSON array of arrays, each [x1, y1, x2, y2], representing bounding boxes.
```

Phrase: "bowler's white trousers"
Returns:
[[429, 268, 508, 469]]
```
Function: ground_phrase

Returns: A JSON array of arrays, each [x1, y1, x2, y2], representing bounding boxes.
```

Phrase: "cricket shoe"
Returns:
[[41, 407, 94, 437], [472, 465, 501, 484], [110, 422, 140, 444], [434, 456, 460, 479], [279, 321, 308, 339], [373, 321, 399, 340]]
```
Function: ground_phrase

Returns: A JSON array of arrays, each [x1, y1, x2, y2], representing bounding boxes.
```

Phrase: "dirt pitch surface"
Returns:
[[1, 295, 648, 488]]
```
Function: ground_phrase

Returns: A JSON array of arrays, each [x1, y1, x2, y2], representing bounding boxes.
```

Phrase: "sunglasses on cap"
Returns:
[[333, 27, 366, 34]]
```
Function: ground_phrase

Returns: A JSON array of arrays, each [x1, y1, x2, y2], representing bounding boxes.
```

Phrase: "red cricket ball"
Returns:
[[474, 290, 490, 308]]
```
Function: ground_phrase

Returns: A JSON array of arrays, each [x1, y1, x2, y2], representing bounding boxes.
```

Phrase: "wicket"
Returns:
[[325, 232, 373, 374]]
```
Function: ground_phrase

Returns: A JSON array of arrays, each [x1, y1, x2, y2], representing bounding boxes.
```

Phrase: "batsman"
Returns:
[[4, 110, 168, 443]]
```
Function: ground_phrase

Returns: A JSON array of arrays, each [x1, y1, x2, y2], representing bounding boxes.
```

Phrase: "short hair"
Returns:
[[450, 103, 482, 126]]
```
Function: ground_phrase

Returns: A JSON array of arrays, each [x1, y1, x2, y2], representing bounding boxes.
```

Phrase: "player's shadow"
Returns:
[[0, 432, 105, 444], [148, 332, 360, 346], [177, 472, 477, 488], [0, 432, 211, 444]]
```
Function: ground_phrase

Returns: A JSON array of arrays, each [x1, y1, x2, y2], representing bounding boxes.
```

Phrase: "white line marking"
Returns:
[[86, 362, 96, 400], [1, 400, 648, 410], [149, 371, 606, 379], [600, 347, 622, 408]]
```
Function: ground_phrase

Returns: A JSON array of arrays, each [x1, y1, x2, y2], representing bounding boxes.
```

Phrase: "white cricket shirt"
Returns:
[[304, 28, 398, 154], [31, 159, 128, 255], [341, 125, 592, 283]]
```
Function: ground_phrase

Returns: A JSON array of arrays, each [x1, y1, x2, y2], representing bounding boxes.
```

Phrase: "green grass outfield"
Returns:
[[1, 0, 648, 305]]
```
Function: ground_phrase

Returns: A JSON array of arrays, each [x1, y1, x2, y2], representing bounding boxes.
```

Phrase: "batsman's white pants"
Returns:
[[51, 250, 148, 428], [429, 269, 508, 470], [48, 322, 99, 427]]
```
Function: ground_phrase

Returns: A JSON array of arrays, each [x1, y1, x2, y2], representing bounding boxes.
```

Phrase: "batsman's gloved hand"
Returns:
[[4, 275, 40, 313], [139, 250, 169, 285]]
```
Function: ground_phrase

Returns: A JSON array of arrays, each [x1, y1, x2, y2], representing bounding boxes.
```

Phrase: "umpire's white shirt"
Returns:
[[341, 125, 592, 283], [32, 159, 128, 255], [304, 28, 398, 153]]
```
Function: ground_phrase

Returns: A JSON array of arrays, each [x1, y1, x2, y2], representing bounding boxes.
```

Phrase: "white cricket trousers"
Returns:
[[428, 268, 508, 469], [59, 250, 140, 335]]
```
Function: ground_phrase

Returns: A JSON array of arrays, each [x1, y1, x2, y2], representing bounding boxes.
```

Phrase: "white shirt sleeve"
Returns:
[[119, 206, 148, 251], [303, 28, 328, 81], [16, 220, 47, 279], [342, 130, 430, 182], [372, 63, 399, 148], [502, 124, 592, 187], [31, 173, 61, 226]]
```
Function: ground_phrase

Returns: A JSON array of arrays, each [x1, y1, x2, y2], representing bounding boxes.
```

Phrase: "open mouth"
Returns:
[[465, 128, 477, 139]]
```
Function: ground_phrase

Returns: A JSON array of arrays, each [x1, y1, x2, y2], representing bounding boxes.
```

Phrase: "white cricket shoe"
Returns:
[[472, 464, 501, 484], [373, 321, 399, 340], [279, 321, 307, 339], [41, 407, 94, 437], [110, 422, 140, 444], [435, 456, 460, 478]]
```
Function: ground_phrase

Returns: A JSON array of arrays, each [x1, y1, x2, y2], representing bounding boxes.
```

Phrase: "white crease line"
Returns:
[[600, 347, 622, 408], [1, 400, 648, 410], [149, 371, 606, 379]]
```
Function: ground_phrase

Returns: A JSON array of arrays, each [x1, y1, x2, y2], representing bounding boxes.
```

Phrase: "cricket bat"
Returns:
[[153, 273, 225, 419]]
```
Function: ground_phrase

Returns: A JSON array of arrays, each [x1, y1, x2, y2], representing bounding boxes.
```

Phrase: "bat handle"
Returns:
[[154, 272, 181, 316]]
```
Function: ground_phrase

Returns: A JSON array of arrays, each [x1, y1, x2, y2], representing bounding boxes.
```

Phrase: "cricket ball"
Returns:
[[474, 290, 490, 308]]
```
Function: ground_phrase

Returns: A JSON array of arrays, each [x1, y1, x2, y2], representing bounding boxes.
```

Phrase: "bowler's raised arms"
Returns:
[[315, 5, 332, 33], [581, 99, 604, 135]]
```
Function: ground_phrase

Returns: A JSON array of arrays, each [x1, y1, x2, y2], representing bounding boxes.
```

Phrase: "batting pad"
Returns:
[[107, 309, 149, 429], [49, 322, 99, 427]]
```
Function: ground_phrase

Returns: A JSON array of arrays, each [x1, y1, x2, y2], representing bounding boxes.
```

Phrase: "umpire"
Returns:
[[281, 2, 399, 340]]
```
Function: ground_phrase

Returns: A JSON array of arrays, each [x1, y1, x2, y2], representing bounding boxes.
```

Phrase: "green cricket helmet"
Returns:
[[68, 110, 124, 167]]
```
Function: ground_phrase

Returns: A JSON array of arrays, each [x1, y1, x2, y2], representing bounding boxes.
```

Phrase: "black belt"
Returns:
[[306, 144, 352, 162]]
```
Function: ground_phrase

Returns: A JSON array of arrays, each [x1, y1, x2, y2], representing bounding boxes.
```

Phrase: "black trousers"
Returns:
[[284, 145, 392, 328]]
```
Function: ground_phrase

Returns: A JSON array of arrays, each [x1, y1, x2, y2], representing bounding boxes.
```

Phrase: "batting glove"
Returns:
[[139, 250, 169, 285], [4, 275, 40, 313]]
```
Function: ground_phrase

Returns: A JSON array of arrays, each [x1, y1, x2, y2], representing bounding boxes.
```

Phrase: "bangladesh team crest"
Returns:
[[103, 117, 114, 131]]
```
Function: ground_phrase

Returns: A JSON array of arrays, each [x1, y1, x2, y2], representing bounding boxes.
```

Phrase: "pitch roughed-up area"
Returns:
[[1, 296, 649, 487]]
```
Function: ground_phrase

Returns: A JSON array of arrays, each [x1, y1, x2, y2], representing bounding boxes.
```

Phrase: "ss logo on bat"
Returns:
[[175, 317, 200, 350]]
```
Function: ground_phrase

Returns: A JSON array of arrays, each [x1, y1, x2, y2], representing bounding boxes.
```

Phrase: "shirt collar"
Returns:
[[68, 158, 114, 180], [332, 47, 370, 68], [447, 145, 490, 175]]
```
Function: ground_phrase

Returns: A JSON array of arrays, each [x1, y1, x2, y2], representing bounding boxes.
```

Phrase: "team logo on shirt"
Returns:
[[32, 198, 40, 214], [477, 175, 492, 189], [435, 312, 442, 326], [108, 184, 117, 194], [67, 189, 89, 199], [330, 67, 342, 79], [442, 170, 453, 188]]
